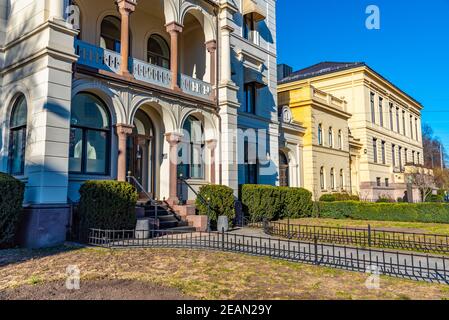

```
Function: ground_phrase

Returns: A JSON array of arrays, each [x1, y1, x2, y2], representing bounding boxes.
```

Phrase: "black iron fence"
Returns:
[[264, 220, 449, 254], [88, 228, 449, 284]]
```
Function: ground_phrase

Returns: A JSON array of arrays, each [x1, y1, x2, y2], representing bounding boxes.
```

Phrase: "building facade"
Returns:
[[278, 84, 352, 199], [0, 0, 278, 247], [278, 62, 425, 201]]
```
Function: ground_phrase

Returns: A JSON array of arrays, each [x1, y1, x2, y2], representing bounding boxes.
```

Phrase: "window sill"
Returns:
[[69, 175, 113, 182]]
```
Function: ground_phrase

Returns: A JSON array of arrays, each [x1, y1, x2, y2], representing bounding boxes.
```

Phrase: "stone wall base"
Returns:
[[17, 204, 71, 249]]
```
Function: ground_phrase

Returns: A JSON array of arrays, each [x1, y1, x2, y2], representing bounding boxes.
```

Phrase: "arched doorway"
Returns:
[[279, 151, 289, 187], [127, 110, 155, 196]]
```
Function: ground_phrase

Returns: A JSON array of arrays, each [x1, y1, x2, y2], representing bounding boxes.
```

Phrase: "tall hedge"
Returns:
[[241, 185, 313, 222], [196, 185, 235, 228], [318, 201, 449, 223], [280, 187, 313, 219], [0, 173, 25, 248], [78, 181, 138, 238]]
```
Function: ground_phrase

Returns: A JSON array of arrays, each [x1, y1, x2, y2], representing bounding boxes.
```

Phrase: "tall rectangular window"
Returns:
[[381, 140, 386, 164], [412, 151, 415, 164], [392, 144, 396, 167], [415, 118, 419, 141], [417, 152, 421, 165], [389, 103, 394, 130], [244, 83, 256, 114], [243, 140, 258, 184], [243, 14, 258, 44], [396, 108, 400, 133], [402, 111, 406, 135], [405, 148, 408, 164], [410, 115, 414, 139], [379, 97, 384, 127], [373, 138, 378, 163], [370, 92, 375, 123], [399, 146, 403, 170], [385, 178, 389, 187]]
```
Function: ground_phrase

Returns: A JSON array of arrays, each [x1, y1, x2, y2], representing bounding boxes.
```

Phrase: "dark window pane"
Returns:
[[86, 130, 108, 174], [9, 128, 25, 175], [71, 93, 110, 129], [69, 127, 83, 173]]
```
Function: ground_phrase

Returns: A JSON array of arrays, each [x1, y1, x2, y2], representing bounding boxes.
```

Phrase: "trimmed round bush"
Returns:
[[196, 185, 235, 228], [79, 181, 138, 238], [0, 173, 25, 248]]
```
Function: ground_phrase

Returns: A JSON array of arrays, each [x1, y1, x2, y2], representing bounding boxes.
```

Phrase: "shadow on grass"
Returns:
[[0, 243, 87, 269]]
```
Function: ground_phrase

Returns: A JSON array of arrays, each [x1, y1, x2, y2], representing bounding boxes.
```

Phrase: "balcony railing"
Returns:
[[74, 39, 213, 101], [180, 74, 213, 99]]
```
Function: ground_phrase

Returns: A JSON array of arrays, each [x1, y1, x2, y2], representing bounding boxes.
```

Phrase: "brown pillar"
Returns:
[[116, 0, 136, 78], [166, 22, 183, 91], [165, 132, 182, 204], [207, 139, 217, 185], [116, 124, 134, 182]]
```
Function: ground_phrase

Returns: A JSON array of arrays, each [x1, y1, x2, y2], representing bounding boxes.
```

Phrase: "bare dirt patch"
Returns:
[[0, 279, 191, 300]]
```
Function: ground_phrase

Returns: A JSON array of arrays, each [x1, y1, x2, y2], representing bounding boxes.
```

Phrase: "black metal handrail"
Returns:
[[177, 175, 214, 229]]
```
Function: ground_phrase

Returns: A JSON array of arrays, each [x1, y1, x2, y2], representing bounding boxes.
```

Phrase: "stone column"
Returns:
[[116, 124, 133, 182], [49, 0, 66, 21], [206, 40, 217, 86], [166, 22, 183, 91], [116, 0, 136, 78], [165, 132, 183, 204], [220, 26, 233, 85], [207, 139, 217, 185]]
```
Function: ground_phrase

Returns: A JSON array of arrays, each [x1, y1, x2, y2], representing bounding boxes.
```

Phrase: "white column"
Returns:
[[49, 0, 66, 21], [220, 26, 233, 85]]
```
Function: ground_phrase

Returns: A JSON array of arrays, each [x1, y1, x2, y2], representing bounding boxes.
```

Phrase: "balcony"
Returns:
[[74, 39, 214, 102]]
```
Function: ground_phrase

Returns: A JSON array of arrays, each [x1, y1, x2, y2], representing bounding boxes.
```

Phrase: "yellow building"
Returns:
[[278, 62, 424, 201], [278, 84, 353, 199]]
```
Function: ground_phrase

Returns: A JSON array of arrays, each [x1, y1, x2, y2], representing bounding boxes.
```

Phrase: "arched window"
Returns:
[[340, 169, 344, 189], [330, 168, 335, 190], [147, 34, 170, 69], [318, 124, 323, 146], [8, 95, 27, 176], [320, 167, 325, 190], [100, 16, 121, 52], [181, 116, 204, 179], [69, 93, 111, 175], [328, 127, 333, 148], [338, 130, 343, 150]]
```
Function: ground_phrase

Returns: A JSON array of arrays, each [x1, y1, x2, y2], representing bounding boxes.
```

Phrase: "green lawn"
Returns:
[[282, 218, 449, 235]]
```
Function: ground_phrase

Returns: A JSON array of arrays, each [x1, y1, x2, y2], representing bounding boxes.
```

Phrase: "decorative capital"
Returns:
[[206, 139, 218, 150], [165, 22, 183, 34], [116, 0, 137, 14], [115, 124, 134, 137], [165, 132, 183, 145], [205, 40, 217, 53]]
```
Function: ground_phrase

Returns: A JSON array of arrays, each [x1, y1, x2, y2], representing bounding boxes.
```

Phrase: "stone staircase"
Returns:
[[137, 200, 197, 232]]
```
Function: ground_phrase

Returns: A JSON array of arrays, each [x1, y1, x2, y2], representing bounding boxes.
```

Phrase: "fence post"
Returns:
[[221, 227, 225, 251], [368, 224, 372, 247], [314, 236, 318, 265]]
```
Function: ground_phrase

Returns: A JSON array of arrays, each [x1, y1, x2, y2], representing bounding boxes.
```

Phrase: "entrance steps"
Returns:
[[136, 200, 200, 232]]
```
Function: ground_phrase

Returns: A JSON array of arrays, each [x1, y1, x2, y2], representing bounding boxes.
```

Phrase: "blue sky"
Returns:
[[277, 0, 449, 149]]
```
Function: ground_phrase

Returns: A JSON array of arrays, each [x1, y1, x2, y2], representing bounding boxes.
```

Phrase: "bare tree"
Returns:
[[406, 167, 435, 202]]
